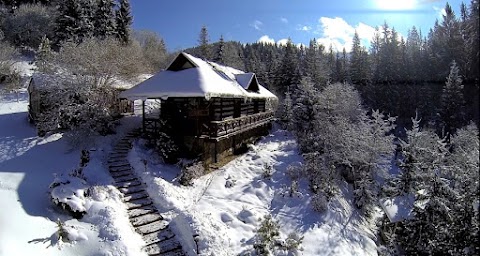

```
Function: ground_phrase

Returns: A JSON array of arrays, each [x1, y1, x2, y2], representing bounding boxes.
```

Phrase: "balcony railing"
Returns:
[[142, 111, 275, 140], [208, 111, 274, 139]]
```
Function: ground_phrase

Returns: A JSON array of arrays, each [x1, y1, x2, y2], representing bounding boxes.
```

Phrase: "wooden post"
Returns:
[[214, 141, 218, 163], [142, 100, 146, 134]]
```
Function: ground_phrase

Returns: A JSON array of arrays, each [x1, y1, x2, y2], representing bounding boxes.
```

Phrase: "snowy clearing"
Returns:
[[0, 62, 146, 256], [128, 126, 378, 256]]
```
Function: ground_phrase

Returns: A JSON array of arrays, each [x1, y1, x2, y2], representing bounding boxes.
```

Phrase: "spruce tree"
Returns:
[[438, 60, 466, 138], [350, 31, 363, 84], [36, 35, 53, 73], [94, 0, 116, 39], [54, 0, 85, 44], [198, 25, 210, 60], [115, 0, 132, 44], [275, 38, 300, 95], [214, 35, 225, 64]]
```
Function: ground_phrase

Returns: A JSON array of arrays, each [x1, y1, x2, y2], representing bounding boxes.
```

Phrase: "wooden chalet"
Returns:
[[120, 52, 278, 165]]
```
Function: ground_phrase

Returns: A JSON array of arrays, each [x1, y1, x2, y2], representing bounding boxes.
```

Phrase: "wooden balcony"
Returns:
[[208, 111, 274, 139], [142, 111, 275, 140]]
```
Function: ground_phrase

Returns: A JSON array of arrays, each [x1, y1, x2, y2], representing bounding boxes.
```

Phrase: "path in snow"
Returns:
[[107, 132, 185, 256]]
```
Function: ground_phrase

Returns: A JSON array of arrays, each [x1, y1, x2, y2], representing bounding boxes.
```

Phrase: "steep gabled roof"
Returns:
[[235, 73, 260, 92], [120, 52, 277, 101]]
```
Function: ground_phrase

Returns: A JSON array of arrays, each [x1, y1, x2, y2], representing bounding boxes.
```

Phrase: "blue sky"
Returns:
[[130, 0, 463, 52]]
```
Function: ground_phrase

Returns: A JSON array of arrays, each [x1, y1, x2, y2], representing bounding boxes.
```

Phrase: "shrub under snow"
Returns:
[[49, 175, 89, 219]]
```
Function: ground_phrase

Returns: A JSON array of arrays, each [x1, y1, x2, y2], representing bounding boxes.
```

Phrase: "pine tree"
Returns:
[[54, 0, 87, 44], [94, 0, 116, 39], [350, 31, 363, 84], [198, 25, 210, 60], [353, 110, 396, 217], [305, 39, 328, 88], [438, 60, 466, 138], [436, 3, 464, 79], [274, 38, 300, 95], [214, 35, 225, 64], [281, 90, 293, 130], [292, 77, 317, 139], [448, 123, 479, 254], [466, 0, 479, 80], [35, 35, 53, 73], [115, 0, 132, 44], [349, 31, 370, 85]]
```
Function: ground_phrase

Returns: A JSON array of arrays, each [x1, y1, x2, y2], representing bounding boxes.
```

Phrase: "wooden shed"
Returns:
[[120, 52, 278, 165], [27, 73, 138, 125]]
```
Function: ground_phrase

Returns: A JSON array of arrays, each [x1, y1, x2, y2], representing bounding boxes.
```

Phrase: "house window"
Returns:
[[234, 99, 241, 118], [253, 100, 259, 113]]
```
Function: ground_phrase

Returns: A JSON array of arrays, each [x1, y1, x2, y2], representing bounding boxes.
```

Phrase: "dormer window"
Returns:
[[167, 53, 198, 71]]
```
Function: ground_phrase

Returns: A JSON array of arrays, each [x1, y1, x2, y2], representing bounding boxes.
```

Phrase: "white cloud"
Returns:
[[433, 6, 446, 19], [297, 25, 312, 32], [257, 36, 292, 46], [258, 35, 275, 44], [315, 17, 377, 52], [251, 20, 263, 31], [277, 38, 289, 46], [280, 17, 288, 24], [319, 17, 355, 43]]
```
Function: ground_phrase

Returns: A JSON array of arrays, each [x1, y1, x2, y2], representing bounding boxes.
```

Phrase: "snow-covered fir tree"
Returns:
[[438, 60, 466, 139], [115, 0, 132, 44], [198, 25, 210, 60], [94, 0, 116, 39], [213, 35, 225, 64], [54, 0, 88, 44], [35, 35, 53, 72], [352, 110, 396, 217]]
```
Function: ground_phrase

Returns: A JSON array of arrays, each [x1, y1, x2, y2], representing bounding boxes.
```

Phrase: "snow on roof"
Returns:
[[120, 52, 278, 101], [30, 72, 152, 90], [379, 194, 415, 223], [109, 74, 153, 90], [30, 72, 79, 89]]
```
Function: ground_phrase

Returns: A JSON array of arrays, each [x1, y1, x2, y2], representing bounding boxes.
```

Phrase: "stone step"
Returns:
[[143, 229, 175, 246], [111, 150, 130, 155], [109, 152, 128, 157], [116, 179, 142, 189], [109, 162, 131, 168], [135, 220, 169, 235], [113, 148, 131, 153], [115, 144, 131, 148], [128, 205, 157, 218], [144, 238, 182, 255], [131, 212, 163, 227], [110, 165, 132, 173], [126, 197, 153, 210], [119, 185, 145, 195], [108, 157, 129, 163], [123, 190, 149, 202], [155, 249, 186, 256], [114, 175, 138, 183], [111, 170, 133, 178]]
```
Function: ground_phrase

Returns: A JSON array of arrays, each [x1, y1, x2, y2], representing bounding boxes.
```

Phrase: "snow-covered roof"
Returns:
[[120, 52, 278, 101], [379, 194, 415, 223], [30, 72, 78, 89], [30, 72, 152, 90], [109, 74, 153, 90]]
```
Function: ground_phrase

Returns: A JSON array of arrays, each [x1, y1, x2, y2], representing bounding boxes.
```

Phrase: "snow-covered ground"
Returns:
[[128, 126, 378, 256], [0, 60, 146, 256], [1, 59, 378, 256]]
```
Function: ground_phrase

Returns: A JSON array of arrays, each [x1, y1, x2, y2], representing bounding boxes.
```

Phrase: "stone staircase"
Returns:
[[108, 132, 186, 256]]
